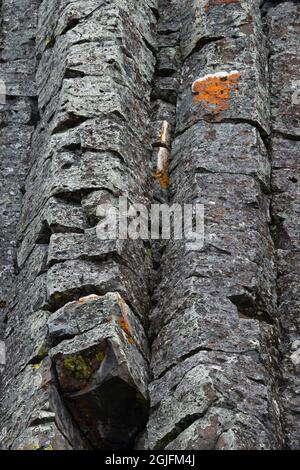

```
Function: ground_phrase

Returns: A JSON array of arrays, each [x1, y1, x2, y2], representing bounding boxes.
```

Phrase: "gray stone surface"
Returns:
[[170, 121, 271, 189], [146, 350, 281, 450], [146, 0, 283, 451], [176, 35, 270, 135], [47, 293, 150, 360], [267, 3, 300, 137], [47, 230, 152, 286]]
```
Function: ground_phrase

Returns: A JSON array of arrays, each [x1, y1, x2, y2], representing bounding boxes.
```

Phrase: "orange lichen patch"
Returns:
[[153, 171, 170, 189], [117, 295, 134, 344], [153, 147, 170, 189], [77, 294, 101, 304], [192, 70, 240, 115]]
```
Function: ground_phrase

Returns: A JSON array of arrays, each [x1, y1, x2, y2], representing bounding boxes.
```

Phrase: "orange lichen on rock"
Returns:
[[153, 147, 170, 189], [192, 70, 240, 115], [117, 294, 134, 344]]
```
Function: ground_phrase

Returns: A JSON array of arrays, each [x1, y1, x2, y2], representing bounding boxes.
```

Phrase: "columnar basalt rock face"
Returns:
[[0, 0, 299, 450]]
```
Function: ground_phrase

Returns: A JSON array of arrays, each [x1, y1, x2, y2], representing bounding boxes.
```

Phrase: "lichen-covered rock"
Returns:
[[47, 259, 150, 321], [50, 294, 149, 449], [0, 0, 37, 328], [47, 231, 153, 287], [270, 54, 300, 137], [0, 358, 84, 450], [151, 294, 275, 379], [267, 2, 300, 449], [171, 121, 271, 189], [48, 293, 150, 360]]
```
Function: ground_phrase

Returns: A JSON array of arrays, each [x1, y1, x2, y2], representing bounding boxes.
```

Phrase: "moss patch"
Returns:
[[43, 444, 54, 451], [36, 344, 49, 360], [63, 355, 92, 380]]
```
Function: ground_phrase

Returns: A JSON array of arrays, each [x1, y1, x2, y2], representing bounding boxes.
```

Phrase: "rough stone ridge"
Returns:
[[0, 0, 299, 450]]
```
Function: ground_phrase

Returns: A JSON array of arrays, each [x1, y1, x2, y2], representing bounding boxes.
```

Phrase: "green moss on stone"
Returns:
[[36, 344, 49, 359], [63, 355, 92, 380]]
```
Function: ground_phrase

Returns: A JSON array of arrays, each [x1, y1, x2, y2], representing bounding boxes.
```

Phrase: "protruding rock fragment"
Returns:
[[49, 293, 149, 449]]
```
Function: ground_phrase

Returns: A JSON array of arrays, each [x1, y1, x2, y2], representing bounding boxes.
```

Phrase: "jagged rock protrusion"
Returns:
[[48, 293, 149, 449]]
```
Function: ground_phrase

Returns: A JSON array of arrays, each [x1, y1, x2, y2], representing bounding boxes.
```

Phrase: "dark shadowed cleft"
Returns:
[[66, 378, 148, 449]]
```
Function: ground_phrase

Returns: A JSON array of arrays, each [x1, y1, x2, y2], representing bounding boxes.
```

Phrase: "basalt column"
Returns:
[[145, 0, 284, 450], [0, 0, 158, 450], [0, 1, 39, 337]]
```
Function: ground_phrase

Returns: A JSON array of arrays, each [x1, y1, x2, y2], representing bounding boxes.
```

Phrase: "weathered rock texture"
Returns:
[[0, 0, 299, 450]]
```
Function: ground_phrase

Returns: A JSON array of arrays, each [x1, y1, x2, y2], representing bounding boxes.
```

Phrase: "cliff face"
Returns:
[[0, 0, 299, 450]]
